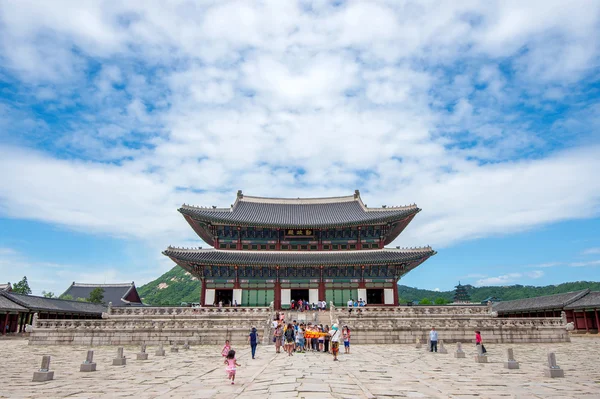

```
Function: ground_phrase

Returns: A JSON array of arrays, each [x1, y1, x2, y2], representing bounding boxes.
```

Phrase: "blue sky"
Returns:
[[1, 1, 599, 295]]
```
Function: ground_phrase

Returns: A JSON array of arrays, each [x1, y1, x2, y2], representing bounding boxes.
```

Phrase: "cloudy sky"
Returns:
[[1, 0, 599, 295]]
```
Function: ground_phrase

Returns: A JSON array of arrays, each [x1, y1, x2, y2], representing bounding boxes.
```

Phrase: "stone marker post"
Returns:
[[544, 352, 564, 378], [474, 344, 488, 363], [183, 340, 190, 350], [80, 350, 97, 372], [171, 343, 179, 353], [155, 343, 166, 356], [504, 348, 519, 369], [32, 355, 54, 382], [415, 337, 422, 349], [113, 347, 126, 366], [137, 343, 148, 360], [454, 342, 466, 358], [438, 340, 448, 354]]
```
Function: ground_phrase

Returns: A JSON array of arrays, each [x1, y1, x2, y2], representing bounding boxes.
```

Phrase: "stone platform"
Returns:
[[1, 337, 599, 398]]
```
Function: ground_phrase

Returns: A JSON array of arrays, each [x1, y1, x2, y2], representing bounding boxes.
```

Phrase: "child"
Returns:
[[224, 349, 241, 384], [221, 340, 231, 357], [343, 326, 351, 354]]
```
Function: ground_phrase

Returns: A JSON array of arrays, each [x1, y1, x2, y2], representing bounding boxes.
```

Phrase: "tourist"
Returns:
[[343, 326, 351, 354], [318, 324, 325, 351], [247, 326, 259, 359], [298, 299, 303, 312], [224, 349, 241, 385], [221, 339, 231, 357], [329, 323, 342, 361], [297, 323, 305, 352], [291, 299, 295, 310], [274, 322, 282, 353], [324, 325, 330, 353], [347, 298, 353, 313], [475, 330, 487, 354], [284, 323, 295, 356], [429, 327, 438, 352]]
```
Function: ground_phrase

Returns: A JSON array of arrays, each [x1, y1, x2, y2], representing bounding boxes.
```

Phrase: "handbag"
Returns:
[[481, 344, 487, 354], [273, 336, 276, 343]]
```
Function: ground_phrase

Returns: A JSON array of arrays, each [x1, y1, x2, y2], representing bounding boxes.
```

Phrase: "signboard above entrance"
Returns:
[[285, 229, 314, 238]]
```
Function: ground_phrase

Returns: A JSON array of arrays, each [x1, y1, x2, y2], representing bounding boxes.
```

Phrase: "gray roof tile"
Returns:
[[3, 292, 106, 314], [62, 283, 142, 306], [163, 247, 436, 266], [493, 290, 589, 313], [0, 294, 27, 311], [180, 193, 419, 228], [564, 291, 600, 309]]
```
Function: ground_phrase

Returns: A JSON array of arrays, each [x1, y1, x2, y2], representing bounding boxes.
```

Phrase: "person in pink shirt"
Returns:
[[221, 340, 231, 357], [224, 349, 241, 384]]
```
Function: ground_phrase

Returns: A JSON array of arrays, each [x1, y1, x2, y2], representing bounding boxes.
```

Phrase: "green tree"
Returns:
[[434, 297, 449, 305], [41, 291, 56, 298], [88, 287, 105, 304], [59, 294, 73, 300], [76, 297, 89, 302], [419, 298, 432, 305], [12, 276, 32, 295]]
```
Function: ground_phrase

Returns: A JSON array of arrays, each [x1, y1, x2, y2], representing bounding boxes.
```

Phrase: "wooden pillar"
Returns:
[[1, 312, 7, 335], [276, 228, 281, 250], [595, 309, 600, 332], [274, 265, 281, 310], [200, 278, 206, 307], [318, 266, 325, 301], [583, 310, 589, 332], [237, 226, 242, 250], [317, 229, 323, 250], [393, 281, 399, 306], [357, 226, 362, 250], [234, 266, 240, 289]]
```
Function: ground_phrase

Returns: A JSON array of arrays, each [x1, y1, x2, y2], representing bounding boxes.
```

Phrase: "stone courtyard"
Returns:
[[1, 337, 599, 399]]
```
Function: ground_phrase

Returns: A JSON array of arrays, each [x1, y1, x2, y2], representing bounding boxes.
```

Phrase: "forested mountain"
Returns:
[[138, 265, 600, 306]]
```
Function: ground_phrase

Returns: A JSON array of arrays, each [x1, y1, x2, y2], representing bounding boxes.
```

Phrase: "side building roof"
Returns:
[[0, 283, 12, 292], [564, 291, 600, 310], [163, 247, 436, 266], [179, 190, 420, 229], [1, 292, 105, 315], [493, 289, 590, 314], [61, 282, 143, 307], [0, 293, 27, 312]]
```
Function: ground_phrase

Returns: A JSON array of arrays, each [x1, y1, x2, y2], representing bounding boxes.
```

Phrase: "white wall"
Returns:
[[357, 289, 367, 303], [281, 289, 291, 305], [233, 289, 242, 306], [205, 289, 215, 306], [309, 289, 319, 304], [384, 289, 394, 305]]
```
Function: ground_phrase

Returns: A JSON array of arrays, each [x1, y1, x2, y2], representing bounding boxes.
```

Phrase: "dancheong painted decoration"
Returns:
[[163, 190, 436, 309]]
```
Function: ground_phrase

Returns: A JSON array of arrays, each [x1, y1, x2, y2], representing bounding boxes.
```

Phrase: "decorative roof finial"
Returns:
[[354, 189, 360, 198], [237, 190, 243, 199]]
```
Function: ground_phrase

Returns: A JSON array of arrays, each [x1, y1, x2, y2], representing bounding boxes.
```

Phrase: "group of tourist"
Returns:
[[290, 299, 328, 311], [429, 326, 487, 354]]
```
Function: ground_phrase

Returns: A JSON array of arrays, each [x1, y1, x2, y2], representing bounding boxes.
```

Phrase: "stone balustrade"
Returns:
[[108, 306, 270, 317], [333, 305, 491, 318]]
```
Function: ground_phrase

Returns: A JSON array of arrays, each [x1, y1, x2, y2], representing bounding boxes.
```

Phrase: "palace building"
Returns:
[[163, 190, 435, 309]]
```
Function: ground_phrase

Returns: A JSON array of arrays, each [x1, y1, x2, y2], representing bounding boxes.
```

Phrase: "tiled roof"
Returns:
[[163, 247, 436, 266], [493, 290, 590, 313], [0, 283, 11, 291], [2, 292, 106, 314], [564, 291, 600, 310], [61, 282, 142, 306], [179, 191, 420, 228], [0, 293, 26, 312]]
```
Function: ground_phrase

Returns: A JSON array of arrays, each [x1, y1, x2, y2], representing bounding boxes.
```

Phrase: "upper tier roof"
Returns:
[[61, 282, 143, 307], [163, 247, 436, 266], [179, 190, 420, 228], [493, 289, 590, 313]]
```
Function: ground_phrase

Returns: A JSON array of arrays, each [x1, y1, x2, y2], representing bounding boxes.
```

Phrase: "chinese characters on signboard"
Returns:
[[285, 229, 314, 237]]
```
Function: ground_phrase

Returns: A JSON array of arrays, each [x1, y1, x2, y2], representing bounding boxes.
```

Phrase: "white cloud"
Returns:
[[475, 270, 544, 286], [0, 0, 599, 280], [569, 260, 600, 268], [433, 288, 440, 292], [582, 248, 600, 255]]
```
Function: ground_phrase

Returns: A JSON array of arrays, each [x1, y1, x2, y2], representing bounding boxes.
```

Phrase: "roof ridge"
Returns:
[[71, 283, 134, 287]]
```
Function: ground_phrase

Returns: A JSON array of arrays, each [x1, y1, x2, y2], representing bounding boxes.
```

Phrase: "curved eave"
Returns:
[[178, 206, 420, 229], [162, 247, 436, 267]]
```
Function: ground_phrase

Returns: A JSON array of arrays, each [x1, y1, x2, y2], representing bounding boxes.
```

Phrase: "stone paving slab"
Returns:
[[1, 338, 599, 398]]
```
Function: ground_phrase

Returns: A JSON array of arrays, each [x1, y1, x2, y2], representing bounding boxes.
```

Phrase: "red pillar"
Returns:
[[583, 311, 589, 332], [1, 313, 7, 335], [276, 228, 281, 250], [237, 226, 242, 250], [357, 227, 362, 250], [595, 309, 599, 332], [318, 266, 325, 301], [200, 278, 206, 306], [393, 282, 399, 306]]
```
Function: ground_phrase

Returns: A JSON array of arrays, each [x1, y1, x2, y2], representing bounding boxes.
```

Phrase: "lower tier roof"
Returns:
[[163, 247, 436, 266]]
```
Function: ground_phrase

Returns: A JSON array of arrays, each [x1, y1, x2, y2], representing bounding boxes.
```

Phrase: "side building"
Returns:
[[164, 190, 436, 309]]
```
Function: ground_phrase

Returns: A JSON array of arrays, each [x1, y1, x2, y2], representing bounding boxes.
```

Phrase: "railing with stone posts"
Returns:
[[108, 306, 270, 318], [333, 305, 491, 318]]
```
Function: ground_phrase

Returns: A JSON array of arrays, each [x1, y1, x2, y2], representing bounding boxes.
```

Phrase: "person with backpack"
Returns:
[[284, 323, 295, 356], [329, 324, 342, 361], [247, 326, 259, 359], [475, 330, 487, 354]]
